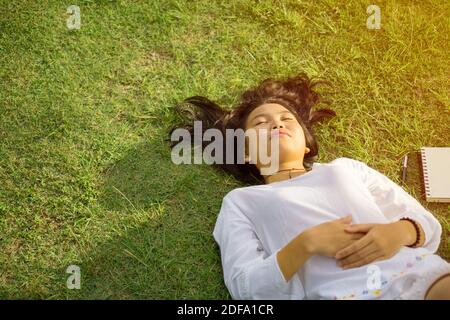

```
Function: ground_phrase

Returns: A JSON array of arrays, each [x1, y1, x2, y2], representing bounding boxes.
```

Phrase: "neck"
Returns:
[[262, 160, 307, 184]]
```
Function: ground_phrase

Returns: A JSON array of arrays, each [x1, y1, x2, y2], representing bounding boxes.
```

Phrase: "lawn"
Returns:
[[0, 0, 449, 299]]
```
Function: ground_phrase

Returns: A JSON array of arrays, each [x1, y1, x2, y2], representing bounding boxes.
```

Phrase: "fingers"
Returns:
[[345, 223, 376, 233], [335, 233, 372, 259], [339, 251, 383, 270], [350, 233, 365, 240], [337, 243, 377, 268], [336, 215, 352, 224]]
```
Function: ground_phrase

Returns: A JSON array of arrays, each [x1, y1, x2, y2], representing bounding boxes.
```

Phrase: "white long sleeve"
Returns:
[[212, 192, 306, 300], [335, 157, 442, 252]]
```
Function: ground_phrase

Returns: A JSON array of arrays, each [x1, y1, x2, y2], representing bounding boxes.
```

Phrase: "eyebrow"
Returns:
[[249, 110, 292, 123]]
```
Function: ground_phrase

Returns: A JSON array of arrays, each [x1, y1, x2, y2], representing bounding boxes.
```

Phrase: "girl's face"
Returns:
[[244, 103, 308, 169]]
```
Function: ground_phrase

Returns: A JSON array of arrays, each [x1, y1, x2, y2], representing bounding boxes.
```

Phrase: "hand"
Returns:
[[303, 215, 365, 258], [335, 221, 415, 269]]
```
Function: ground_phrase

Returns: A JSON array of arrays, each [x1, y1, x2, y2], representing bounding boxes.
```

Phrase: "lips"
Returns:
[[271, 130, 290, 137]]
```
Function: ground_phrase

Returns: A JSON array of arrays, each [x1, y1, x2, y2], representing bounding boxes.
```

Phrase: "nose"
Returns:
[[272, 122, 284, 130]]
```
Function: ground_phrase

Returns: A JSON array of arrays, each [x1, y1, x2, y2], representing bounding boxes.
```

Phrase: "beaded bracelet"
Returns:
[[399, 217, 421, 248]]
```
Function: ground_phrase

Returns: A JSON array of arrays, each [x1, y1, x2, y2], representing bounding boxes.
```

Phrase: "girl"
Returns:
[[169, 73, 450, 299]]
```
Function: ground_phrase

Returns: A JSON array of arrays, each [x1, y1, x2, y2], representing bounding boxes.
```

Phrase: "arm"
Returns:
[[213, 194, 306, 300], [338, 157, 442, 252], [276, 231, 312, 282], [333, 157, 443, 269]]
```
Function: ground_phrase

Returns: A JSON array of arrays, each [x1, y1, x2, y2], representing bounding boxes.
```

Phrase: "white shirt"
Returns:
[[212, 157, 449, 299]]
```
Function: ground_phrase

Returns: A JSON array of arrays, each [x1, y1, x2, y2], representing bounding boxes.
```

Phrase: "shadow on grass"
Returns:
[[66, 132, 236, 299]]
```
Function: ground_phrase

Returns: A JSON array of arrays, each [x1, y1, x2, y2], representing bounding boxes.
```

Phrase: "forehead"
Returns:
[[245, 103, 292, 125]]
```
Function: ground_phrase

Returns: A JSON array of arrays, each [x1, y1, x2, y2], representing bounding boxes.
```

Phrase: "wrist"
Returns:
[[296, 229, 315, 257], [394, 220, 417, 247], [277, 231, 312, 282]]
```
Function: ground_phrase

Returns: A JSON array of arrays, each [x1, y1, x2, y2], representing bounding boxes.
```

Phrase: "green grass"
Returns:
[[0, 0, 449, 299]]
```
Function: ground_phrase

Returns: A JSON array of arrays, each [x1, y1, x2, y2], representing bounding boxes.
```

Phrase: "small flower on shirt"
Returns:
[[372, 289, 382, 296]]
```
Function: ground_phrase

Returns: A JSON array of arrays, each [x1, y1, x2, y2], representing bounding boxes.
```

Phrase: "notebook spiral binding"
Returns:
[[420, 147, 431, 198]]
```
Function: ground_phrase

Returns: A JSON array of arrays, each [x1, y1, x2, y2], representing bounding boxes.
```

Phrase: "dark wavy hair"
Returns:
[[168, 72, 336, 184]]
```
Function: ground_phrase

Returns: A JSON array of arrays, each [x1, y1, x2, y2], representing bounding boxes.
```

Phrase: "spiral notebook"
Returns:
[[420, 147, 450, 202]]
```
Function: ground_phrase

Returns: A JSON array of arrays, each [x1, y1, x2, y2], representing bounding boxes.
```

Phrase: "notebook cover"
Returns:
[[420, 147, 450, 202]]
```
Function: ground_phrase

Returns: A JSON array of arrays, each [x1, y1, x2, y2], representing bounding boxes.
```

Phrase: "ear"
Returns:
[[305, 147, 310, 154]]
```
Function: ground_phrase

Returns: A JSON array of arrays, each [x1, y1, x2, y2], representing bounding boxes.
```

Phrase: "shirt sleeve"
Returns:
[[212, 192, 306, 300], [335, 157, 442, 253]]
